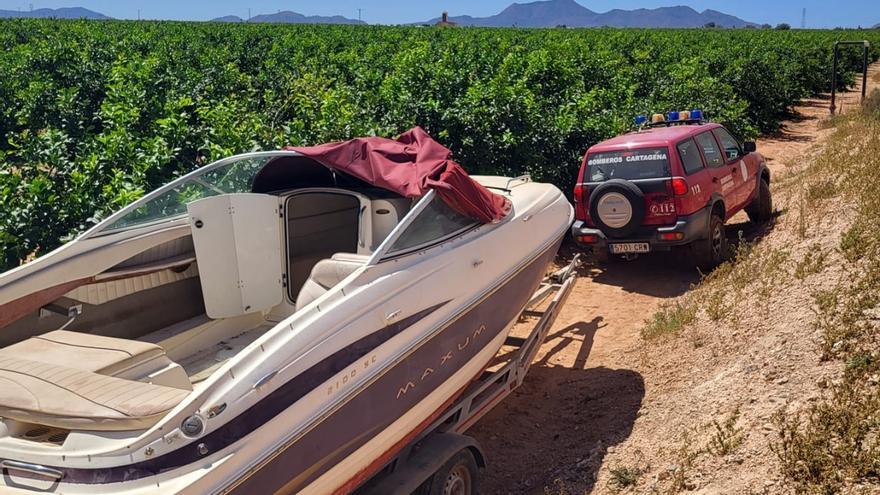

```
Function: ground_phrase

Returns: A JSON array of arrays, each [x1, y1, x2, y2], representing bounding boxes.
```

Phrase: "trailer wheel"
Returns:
[[417, 449, 479, 495]]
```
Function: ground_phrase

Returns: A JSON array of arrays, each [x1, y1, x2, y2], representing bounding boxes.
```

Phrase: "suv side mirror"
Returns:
[[743, 141, 757, 153]]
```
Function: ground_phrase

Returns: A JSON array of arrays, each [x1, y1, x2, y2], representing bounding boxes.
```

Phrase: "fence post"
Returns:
[[831, 42, 839, 114], [863, 42, 869, 102]]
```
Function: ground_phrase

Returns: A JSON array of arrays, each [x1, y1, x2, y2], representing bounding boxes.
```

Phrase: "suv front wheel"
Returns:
[[693, 214, 729, 270], [746, 178, 773, 223]]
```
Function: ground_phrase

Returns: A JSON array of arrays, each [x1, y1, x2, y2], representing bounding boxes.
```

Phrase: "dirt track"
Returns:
[[468, 66, 880, 494]]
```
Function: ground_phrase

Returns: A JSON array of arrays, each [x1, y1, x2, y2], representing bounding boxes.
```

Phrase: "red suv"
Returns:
[[571, 112, 772, 268]]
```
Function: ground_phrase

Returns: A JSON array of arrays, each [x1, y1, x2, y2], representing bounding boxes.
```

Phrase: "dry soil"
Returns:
[[469, 65, 880, 495]]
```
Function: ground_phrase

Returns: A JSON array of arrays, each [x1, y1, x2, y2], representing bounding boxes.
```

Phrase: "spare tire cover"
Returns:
[[589, 179, 645, 238]]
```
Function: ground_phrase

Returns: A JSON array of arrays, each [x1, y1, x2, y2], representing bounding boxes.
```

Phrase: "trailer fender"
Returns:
[[359, 432, 485, 495]]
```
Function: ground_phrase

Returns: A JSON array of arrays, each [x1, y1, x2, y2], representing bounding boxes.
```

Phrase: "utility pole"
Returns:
[[247, 8, 251, 21], [29, 3, 33, 12], [137, 8, 141, 20], [358, 8, 362, 22], [801, 8, 806, 29]]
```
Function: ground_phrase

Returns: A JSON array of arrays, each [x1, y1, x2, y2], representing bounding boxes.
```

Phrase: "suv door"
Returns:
[[694, 131, 736, 219], [675, 138, 711, 215], [713, 127, 753, 209]]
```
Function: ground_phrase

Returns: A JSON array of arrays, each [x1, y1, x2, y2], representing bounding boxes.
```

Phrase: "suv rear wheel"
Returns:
[[693, 214, 728, 270], [746, 178, 773, 223]]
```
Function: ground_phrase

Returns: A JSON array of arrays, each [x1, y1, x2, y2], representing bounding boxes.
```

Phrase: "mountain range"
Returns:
[[0, 7, 109, 19], [423, 0, 755, 28], [210, 11, 364, 24], [0, 1, 758, 28]]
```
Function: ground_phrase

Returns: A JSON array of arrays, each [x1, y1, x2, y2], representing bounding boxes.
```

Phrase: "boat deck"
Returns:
[[178, 325, 273, 383]]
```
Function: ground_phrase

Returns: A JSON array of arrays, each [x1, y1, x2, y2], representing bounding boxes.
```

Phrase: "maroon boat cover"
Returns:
[[285, 127, 511, 223]]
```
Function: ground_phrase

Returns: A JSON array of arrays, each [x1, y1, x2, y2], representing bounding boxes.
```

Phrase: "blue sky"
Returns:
[[0, 0, 876, 28]]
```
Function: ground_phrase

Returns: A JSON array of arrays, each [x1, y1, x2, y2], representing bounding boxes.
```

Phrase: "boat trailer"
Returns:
[[355, 255, 580, 495]]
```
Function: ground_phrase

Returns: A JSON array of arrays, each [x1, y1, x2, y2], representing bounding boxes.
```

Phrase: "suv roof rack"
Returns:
[[644, 118, 706, 128]]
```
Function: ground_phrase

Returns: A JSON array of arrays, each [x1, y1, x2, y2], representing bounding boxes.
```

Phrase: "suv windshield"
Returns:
[[585, 148, 670, 182]]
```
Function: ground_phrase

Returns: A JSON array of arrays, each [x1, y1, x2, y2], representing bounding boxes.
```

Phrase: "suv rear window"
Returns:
[[585, 148, 670, 182]]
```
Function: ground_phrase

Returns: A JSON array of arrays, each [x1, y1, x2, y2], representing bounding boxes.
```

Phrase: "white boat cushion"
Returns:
[[0, 355, 189, 431], [295, 253, 367, 311], [1, 330, 192, 390], [5, 330, 165, 375]]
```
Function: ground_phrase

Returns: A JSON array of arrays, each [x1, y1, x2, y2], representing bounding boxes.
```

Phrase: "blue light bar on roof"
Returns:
[[690, 109, 703, 121], [635, 115, 648, 126], [667, 111, 680, 122]]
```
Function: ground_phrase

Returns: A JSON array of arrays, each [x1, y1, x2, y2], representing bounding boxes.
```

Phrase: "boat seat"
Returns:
[[0, 330, 191, 390], [0, 355, 190, 431], [295, 253, 368, 311]]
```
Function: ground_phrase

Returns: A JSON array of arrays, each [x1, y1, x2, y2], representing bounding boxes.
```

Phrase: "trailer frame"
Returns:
[[356, 255, 580, 495]]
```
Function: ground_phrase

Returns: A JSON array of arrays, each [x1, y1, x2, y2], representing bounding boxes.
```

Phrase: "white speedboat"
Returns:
[[0, 128, 572, 494]]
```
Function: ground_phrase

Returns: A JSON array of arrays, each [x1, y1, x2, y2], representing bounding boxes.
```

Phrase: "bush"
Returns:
[[1, 21, 878, 270]]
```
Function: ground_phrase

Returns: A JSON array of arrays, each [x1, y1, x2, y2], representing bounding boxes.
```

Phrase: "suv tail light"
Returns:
[[573, 184, 589, 221], [669, 177, 688, 197], [659, 232, 685, 241]]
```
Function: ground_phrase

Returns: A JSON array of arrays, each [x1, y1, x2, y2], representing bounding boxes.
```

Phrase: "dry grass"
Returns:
[[640, 90, 880, 494], [772, 91, 880, 494], [793, 244, 828, 280]]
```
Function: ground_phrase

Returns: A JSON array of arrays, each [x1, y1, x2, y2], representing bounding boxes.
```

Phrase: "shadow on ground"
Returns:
[[557, 239, 700, 298], [726, 210, 780, 246], [557, 210, 781, 299], [536, 318, 605, 369], [469, 364, 645, 494]]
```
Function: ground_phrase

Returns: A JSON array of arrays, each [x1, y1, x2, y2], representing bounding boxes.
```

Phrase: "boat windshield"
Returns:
[[97, 155, 274, 234]]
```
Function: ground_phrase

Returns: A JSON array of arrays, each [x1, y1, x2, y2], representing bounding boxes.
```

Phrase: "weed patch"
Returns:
[[703, 289, 732, 322], [707, 408, 745, 457], [641, 300, 696, 340], [608, 464, 644, 491], [805, 178, 837, 204], [543, 479, 570, 495], [774, 381, 880, 494], [659, 430, 702, 493], [793, 245, 827, 280]]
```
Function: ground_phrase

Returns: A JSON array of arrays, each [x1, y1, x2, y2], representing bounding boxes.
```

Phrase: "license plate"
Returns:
[[610, 243, 650, 254]]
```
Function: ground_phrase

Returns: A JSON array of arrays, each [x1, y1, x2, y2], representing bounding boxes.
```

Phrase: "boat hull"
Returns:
[[219, 236, 561, 495]]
